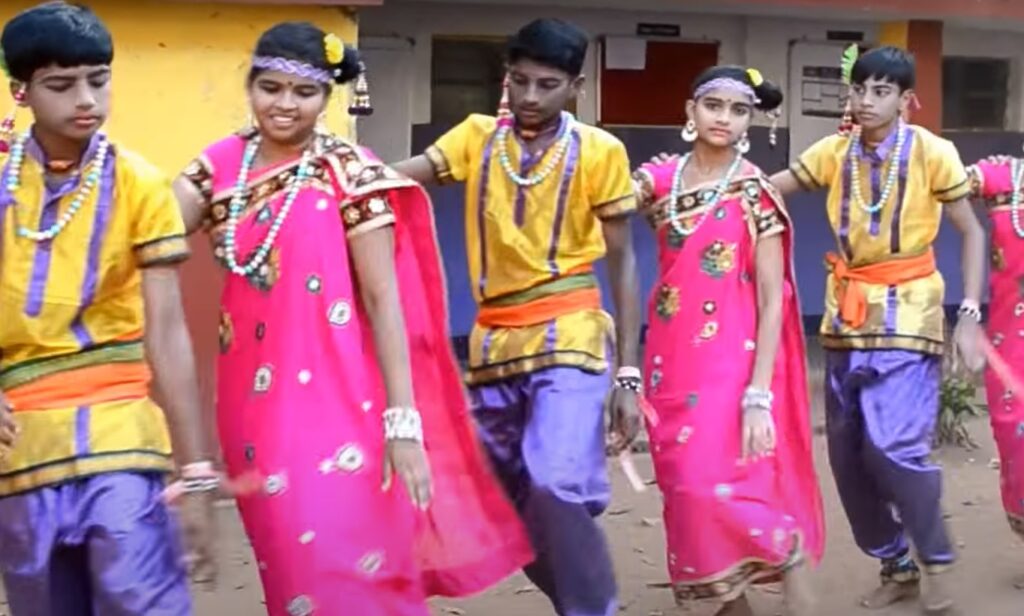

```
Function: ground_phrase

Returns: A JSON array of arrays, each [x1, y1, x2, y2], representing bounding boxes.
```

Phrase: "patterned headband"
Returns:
[[694, 77, 760, 105], [251, 56, 332, 84]]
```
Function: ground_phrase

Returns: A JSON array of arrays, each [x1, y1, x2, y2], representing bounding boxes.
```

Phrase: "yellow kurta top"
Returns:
[[426, 114, 636, 383], [790, 124, 970, 355], [0, 136, 189, 496]]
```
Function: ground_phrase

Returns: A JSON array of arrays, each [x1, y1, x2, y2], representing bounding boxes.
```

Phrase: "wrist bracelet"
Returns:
[[616, 366, 642, 380], [383, 406, 424, 442], [957, 300, 982, 323], [742, 386, 773, 413]]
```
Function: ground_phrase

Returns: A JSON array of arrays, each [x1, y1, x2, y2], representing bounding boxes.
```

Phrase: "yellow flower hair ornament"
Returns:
[[324, 33, 345, 65], [746, 68, 764, 87]]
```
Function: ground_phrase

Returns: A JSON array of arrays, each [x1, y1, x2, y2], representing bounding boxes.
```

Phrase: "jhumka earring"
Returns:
[[736, 132, 751, 154], [681, 120, 697, 143], [348, 61, 373, 117], [767, 109, 781, 149], [0, 84, 26, 153]]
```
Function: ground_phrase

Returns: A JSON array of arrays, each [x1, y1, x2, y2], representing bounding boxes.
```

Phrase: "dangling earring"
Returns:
[[497, 73, 512, 127], [736, 132, 751, 155], [681, 120, 697, 143], [348, 61, 373, 117], [0, 84, 27, 154], [767, 109, 781, 149]]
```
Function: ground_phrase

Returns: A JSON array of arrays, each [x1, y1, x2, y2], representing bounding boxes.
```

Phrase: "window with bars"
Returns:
[[942, 57, 1010, 130]]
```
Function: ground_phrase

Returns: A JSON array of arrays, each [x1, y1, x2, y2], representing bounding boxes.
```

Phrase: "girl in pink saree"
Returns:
[[633, 66, 824, 616], [173, 22, 531, 615], [967, 158, 1024, 579]]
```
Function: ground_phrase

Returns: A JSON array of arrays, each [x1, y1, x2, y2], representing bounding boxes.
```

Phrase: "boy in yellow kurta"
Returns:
[[394, 18, 642, 616], [771, 46, 987, 614], [0, 4, 215, 614]]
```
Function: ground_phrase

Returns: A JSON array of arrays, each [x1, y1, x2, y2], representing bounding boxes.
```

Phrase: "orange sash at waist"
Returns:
[[6, 363, 152, 411], [826, 248, 937, 329], [476, 288, 601, 328]]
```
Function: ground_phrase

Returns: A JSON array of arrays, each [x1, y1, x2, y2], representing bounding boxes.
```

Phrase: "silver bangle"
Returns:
[[957, 300, 982, 323], [742, 386, 773, 413], [383, 406, 424, 442]]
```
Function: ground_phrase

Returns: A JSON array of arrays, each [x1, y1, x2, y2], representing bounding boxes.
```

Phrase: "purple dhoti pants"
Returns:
[[825, 349, 955, 567], [470, 366, 617, 616], [0, 471, 191, 616]]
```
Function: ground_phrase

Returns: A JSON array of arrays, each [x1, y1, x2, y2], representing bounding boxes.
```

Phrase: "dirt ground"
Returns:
[[3, 363, 1023, 616]]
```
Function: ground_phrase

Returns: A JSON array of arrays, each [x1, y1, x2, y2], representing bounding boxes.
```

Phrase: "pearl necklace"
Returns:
[[848, 124, 906, 215], [667, 152, 743, 238], [1010, 157, 1024, 238], [495, 115, 574, 187], [4, 132, 110, 242], [223, 135, 313, 277]]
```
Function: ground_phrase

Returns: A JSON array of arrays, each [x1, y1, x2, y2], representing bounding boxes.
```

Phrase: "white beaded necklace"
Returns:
[[848, 123, 906, 215], [495, 115, 574, 187], [4, 132, 110, 242], [223, 135, 313, 277], [1010, 157, 1024, 238], [667, 152, 743, 238]]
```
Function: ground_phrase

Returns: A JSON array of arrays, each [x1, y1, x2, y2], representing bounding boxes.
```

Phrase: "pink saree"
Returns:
[[969, 160, 1024, 540], [184, 132, 532, 616], [634, 161, 825, 603]]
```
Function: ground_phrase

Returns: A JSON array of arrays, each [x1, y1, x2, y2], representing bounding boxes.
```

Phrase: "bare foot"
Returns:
[[859, 580, 920, 610], [921, 570, 954, 615], [783, 560, 816, 616], [714, 594, 754, 616]]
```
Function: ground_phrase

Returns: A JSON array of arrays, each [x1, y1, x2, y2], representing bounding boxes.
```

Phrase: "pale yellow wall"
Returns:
[[1, 0, 358, 173]]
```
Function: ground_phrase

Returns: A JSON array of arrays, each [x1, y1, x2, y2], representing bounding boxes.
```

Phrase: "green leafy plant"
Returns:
[[935, 374, 986, 449]]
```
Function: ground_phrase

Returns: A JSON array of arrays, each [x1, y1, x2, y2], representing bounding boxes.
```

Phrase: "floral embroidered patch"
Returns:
[[248, 248, 281, 292], [991, 246, 1006, 271], [656, 284, 681, 320], [698, 321, 719, 341], [219, 311, 233, 354], [328, 300, 352, 327], [286, 595, 314, 616], [700, 241, 737, 278]]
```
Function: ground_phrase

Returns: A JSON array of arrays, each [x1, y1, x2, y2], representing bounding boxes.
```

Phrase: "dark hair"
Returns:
[[248, 21, 362, 87], [851, 46, 915, 92], [691, 65, 783, 112], [0, 2, 113, 83], [507, 18, 588, 77]]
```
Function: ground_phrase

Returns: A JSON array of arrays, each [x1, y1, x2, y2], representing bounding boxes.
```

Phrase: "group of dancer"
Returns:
[[0, 3, 1020, 616]]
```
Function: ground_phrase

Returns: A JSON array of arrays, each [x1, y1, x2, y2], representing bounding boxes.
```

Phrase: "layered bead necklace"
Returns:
[[848, 123, 906, 215], [4, 132, 110, 242], [1010, 157, 1024, 238], [495, 114, 575, 187], [223, 135, 313, 277], [667, 151, 743, 238]]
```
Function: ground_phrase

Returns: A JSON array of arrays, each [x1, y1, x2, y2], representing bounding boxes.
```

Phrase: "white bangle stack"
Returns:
[[614, 366, 643, 393], [383, 406, 424, 442], [957, 299, 982, 323], [742, 386, 773, 414]]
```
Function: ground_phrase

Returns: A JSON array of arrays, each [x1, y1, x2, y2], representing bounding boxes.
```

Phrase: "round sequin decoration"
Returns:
[[265, 473, 287, 496], [256, 206, 273, 224], [244, 444, 256, 462], [306, 275, 323, 294], [1015, 302, 1024, 317], [714, 484, 733, 500], [715, 207, 726, 220], [702, 301, 716, 315], [361, 400, 373, 413], [677, 426, 693, 443], [686, 392, 699, 408], [328, 300, 352, 327], [316, 198, 329, 211], [744, 339, 757, 351], [299, 531, 316, 545], [286, 595, 314, 616], [335, 444, 365, 472], [254, 365, 273, 393], [298, 370, 312, 385], [359, 551, 384, 575]]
